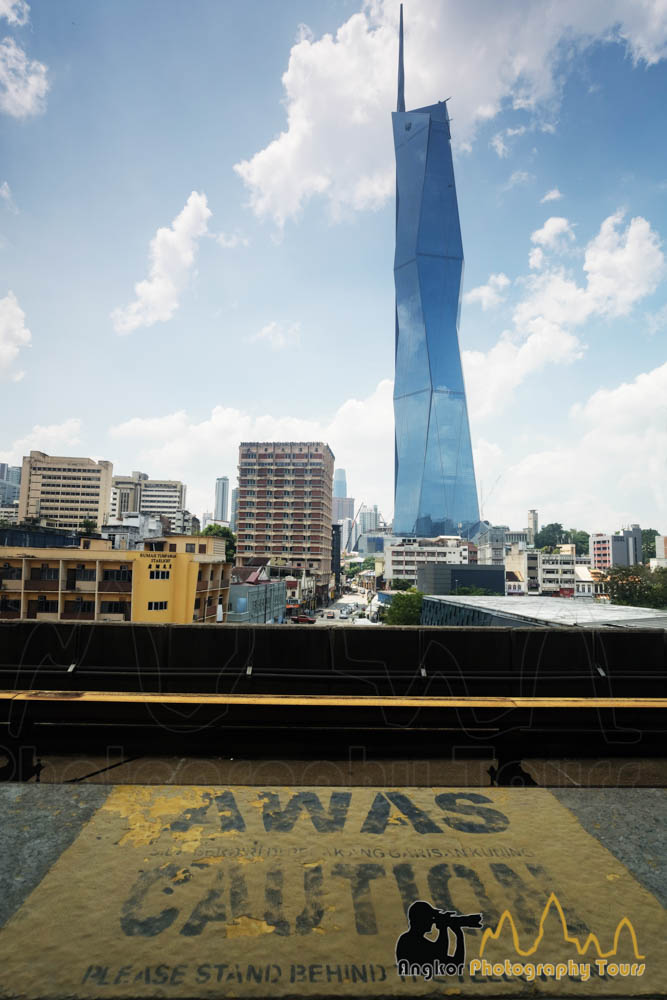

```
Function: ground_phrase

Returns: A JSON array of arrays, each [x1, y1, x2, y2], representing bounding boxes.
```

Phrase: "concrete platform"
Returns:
[[0, 783, 665, 997]]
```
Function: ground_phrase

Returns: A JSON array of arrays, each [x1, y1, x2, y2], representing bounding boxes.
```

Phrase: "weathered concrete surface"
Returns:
[[0, 784, 110, 928], [553, 788, 667, 907], [0, 784, 665, 998]]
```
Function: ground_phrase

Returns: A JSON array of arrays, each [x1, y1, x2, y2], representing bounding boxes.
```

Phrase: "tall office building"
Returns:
[[215, 476, 229, 522], [18, 451, 113, 529], [0, 464, 21, 506], [230, 487, 239, 532], [333, 469, 347, 499], [332, 496, 355, 522], [235, 442, 334, 598], [110, 472, 186, 519], [392, 6, 479, 537]]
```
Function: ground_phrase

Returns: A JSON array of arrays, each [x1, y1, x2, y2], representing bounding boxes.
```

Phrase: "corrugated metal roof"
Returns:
[[423, 595, 667, 629]]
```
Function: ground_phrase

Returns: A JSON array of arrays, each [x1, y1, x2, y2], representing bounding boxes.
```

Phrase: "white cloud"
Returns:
[[0, 36, 48, 117], [463, 210, 664, 419], [479, 361, 667, 531], [528, 247, 544, 269], [0, 418, 82, 465], [234, 0, 667, 225], [490, 125, 527, 158], [249, 320, 301, 351], [463, 325, 583, 420], [645, 302, 667, 335], [111, 192, 211, 334], [505, 170, 534, 189], [108, 380, 395, 519], [531, 216, 575, 249], [463, 272, 510, 310], [0, 179, 17, 212], [583, 210, 664, 316], [214, 231, 249, 249], [0, 290, 31, 381], [541, 187, 563, 203], [0, 0, 29, 26], [490, 133, 508, 158]]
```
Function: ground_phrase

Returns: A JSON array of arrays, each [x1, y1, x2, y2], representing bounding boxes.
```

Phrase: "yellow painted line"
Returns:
[[0, 689, 666, 709]]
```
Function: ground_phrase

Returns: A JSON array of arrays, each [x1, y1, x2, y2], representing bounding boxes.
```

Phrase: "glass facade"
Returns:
[[392, 75, 480, 537]]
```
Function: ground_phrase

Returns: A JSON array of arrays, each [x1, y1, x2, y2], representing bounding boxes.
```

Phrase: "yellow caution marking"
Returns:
[[0, 786, 663, 997]]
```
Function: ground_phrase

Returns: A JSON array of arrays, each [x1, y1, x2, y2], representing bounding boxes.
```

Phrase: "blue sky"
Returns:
[[1, 0, 666, 533]]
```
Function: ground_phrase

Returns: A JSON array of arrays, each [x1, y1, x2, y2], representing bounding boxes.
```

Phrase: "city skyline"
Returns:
[[1, 1, 667, 531]]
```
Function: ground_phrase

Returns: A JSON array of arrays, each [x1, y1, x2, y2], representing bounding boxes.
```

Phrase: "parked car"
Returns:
[[295, 614, 316, 624], [326, 610, 336, 619]]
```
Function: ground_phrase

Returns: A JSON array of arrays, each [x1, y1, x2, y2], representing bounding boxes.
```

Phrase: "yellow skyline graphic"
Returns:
[[479, 892, 645, 960]]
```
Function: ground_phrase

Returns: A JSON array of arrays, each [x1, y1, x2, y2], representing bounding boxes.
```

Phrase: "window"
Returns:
[[169, 543, 177, 552], [198, 544, 206, 554], [103, 569, 132, 581], [147, 600, 168, 611], [186, 544, 195, 553], [149, 570, 170, 580]]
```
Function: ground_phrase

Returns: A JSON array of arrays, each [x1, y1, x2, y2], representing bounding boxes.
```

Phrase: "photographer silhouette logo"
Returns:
[[395, 900, 483, 980]]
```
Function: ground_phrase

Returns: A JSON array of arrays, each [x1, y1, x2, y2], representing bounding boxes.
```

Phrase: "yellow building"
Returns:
[[0, 535, 231, 624]]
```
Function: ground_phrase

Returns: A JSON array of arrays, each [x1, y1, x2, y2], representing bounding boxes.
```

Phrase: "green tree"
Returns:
[[79, 518, 98, 535], [651, 567, 667, 608], [361, 556, 376, 570], [385, 590, 423, 625], [566, 529, 590, 556], [200, 524, 236, 561], [641, 528, 660, 563], [456, 585, 500, 596], [345, 564, 362, 578], [534, 523, 565, 549], [602, 565, 656, 607], [391, 578, 413, 591]]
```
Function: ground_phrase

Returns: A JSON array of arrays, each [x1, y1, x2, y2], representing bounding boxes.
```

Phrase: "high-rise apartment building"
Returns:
[[18, 451, 113, 530], [215, 477, 229, 522], [235, 442, 335, 597], [358, 505, 381, 535], [392, 8, 479, 537]]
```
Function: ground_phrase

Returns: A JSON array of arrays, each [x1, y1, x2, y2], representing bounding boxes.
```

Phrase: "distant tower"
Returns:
[[215, 477, 229, 521], [333, 468, 348, 499], [392, 5, 479, 537], [527, 509, 538, 544]]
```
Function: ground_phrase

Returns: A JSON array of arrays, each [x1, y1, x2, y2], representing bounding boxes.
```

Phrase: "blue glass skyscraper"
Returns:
[[392, 6, 479, 537]]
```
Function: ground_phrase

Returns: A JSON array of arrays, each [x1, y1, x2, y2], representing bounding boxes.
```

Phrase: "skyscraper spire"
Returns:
[[397, 3, 405, 112]]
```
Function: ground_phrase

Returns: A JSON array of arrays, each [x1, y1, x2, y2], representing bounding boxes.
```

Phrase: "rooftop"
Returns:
[[423, 594, 667, 629]]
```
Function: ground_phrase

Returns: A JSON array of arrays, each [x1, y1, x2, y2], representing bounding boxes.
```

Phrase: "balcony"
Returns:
[[98, 580, 132, 593], [24, 579, 59, 591]]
